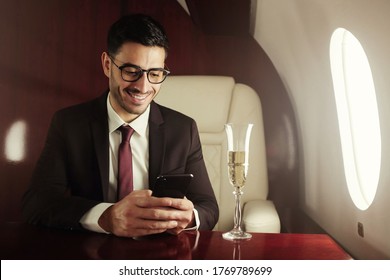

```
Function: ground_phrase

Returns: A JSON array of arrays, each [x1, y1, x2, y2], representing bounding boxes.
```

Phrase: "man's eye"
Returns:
[[150, 72, 160, 78], [123, 70, 139, 76]]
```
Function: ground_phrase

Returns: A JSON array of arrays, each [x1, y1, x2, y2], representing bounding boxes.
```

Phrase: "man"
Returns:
[[22, 14, 219, 238]]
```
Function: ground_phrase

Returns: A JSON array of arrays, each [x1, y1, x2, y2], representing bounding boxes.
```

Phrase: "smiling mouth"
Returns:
[[125, 89, 153, 101]]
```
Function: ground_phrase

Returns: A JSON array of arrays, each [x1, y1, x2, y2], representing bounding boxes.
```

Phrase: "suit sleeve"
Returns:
[[184, 121, 219, 230], [21, 112, 100, 231]]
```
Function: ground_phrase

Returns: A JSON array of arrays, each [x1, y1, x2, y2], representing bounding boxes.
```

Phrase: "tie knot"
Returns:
[[118, 125, 134, 142]]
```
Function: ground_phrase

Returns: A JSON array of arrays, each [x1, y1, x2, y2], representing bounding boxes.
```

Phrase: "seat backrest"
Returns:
[[155, 76, 268, 231]]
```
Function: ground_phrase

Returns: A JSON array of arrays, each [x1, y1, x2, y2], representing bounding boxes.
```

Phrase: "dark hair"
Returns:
[[107, 14, 169, 57]]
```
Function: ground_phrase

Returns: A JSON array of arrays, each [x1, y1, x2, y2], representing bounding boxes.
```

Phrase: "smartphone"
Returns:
[[153, 174, 194, 198]]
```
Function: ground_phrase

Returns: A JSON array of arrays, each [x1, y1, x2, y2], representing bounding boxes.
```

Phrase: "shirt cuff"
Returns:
[[79, 203, 113, 234], [185, 207, 200, 231]]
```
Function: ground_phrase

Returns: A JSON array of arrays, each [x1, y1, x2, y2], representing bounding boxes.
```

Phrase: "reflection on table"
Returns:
[[0, 222, 352, 260]]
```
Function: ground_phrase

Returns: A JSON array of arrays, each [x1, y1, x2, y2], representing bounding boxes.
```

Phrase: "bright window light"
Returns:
[[330, 28, 381, 210]]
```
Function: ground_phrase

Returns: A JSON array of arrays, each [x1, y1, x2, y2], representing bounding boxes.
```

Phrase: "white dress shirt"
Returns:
[[106, 94, 150, 201], [80, 93, 199, 233]]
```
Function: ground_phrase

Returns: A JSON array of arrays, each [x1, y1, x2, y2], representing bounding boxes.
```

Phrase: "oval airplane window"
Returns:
[[330, 28, 381, 210]]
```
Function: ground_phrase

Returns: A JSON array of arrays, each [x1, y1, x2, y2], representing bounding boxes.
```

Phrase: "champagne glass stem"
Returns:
[[233, 188, 243, 232], [222, 187, 251, 240]]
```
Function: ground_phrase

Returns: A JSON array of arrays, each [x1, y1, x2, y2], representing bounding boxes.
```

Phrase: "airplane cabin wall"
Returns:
[[254, 0, 390, 259]]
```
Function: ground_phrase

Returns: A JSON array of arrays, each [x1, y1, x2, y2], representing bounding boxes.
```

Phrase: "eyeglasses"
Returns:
[[109, 56, 170, 84]]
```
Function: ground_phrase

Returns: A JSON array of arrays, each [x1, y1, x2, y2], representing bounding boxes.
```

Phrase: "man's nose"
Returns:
[[132, 72, 150, 93]]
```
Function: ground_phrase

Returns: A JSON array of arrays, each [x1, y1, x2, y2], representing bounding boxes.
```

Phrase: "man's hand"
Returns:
[[165, 197, 195, 235], [98, 190, 195, 238]]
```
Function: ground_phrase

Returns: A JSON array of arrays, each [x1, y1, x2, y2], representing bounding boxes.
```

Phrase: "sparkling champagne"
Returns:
[[228, 151, 248, 188]]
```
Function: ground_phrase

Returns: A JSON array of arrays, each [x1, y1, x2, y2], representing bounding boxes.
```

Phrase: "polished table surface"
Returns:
[[0, 222, 352, 260]]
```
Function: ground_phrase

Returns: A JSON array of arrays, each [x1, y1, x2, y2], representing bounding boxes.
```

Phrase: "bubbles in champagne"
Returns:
[[228, 151, 248, 188]]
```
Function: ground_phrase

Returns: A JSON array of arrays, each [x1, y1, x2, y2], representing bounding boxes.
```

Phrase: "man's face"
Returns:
[[102, 42, 166, 122]]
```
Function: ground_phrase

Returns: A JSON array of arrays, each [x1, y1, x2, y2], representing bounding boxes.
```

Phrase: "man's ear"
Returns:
[[101, 52, 111, 78]]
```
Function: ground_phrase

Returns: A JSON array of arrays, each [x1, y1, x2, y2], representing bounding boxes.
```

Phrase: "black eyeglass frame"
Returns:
[[109, 55, 170, 84]]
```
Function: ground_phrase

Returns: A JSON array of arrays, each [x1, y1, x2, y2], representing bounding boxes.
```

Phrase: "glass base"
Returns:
[[222, 229, 252, 240]]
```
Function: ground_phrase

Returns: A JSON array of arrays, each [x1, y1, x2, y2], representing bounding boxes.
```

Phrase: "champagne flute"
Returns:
[[223, 123, 253, 240]]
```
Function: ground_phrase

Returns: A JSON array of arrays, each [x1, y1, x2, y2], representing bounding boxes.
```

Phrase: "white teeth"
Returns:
[[134, 94, 147, 100], [126, 90, 151, 100]]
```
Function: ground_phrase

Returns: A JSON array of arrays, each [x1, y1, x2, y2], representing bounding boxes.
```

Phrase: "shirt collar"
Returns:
[[107, 92, 150, 137]]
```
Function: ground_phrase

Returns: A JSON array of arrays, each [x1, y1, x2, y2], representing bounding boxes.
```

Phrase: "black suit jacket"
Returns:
[[22, 92, 219, 231]]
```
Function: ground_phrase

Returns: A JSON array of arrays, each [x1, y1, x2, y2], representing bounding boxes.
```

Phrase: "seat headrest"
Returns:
[[156, 76, 235, 132]]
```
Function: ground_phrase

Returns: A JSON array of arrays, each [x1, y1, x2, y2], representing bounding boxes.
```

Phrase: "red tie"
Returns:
[[117, 125, 134, 200]]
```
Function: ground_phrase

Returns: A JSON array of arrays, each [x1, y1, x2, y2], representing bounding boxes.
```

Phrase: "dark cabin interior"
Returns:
[[0, 0, 323, 233]]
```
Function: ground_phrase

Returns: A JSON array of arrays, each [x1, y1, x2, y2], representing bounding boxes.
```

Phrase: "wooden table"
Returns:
[[0, 222, 352, 260]]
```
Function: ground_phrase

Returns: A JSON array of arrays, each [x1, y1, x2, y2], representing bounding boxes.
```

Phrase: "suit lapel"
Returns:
[[91, 93, 110, 197], [148, 101, 165, 189]]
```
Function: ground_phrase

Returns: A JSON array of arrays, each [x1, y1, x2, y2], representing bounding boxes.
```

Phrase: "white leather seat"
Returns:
[[156, 76, 280, 233]]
